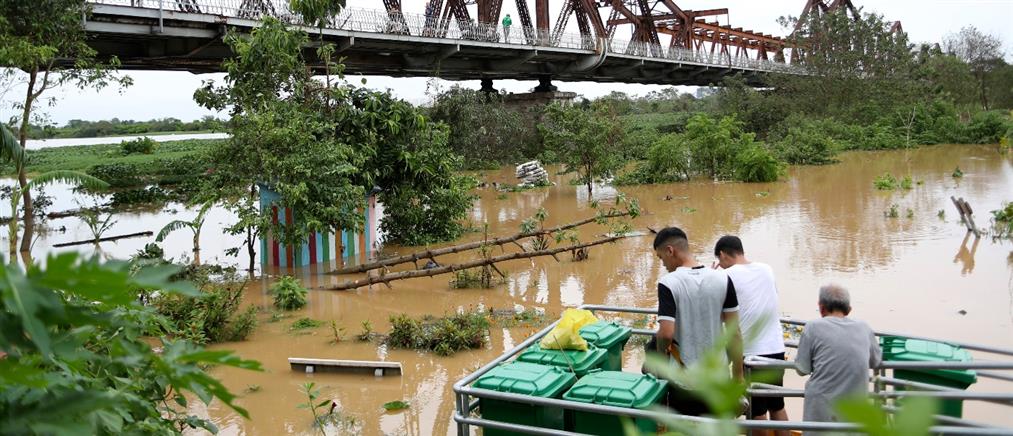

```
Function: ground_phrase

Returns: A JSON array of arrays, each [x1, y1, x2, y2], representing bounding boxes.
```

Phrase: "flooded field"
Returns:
[[7, 144, 1013, 434]]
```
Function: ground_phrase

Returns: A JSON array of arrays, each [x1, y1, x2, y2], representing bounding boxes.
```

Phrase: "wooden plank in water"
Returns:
[[288, 357, 402, 376]]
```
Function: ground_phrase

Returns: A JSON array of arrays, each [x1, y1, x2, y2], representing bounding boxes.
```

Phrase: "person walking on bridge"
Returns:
[[502, 14, 512, 42], [795, 284, 882, 428], [654, 227, 744, 416], [713, 235, 789, 435]]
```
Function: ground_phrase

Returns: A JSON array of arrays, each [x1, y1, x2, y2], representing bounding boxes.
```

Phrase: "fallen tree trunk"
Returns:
[[325, 234, 628, 291], [330, 211, 632, 275], [52, 231, 153, 248]]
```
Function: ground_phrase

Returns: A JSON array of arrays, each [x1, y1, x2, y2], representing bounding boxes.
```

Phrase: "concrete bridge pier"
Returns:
[[479, 78, 498, 100], [532, 75, 557, 92]]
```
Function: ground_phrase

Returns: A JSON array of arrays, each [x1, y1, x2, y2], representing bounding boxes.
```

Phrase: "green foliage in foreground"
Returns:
[[387, 312, 490, 356], [0, 252, 261, 434], [270, 275, 309, 310]]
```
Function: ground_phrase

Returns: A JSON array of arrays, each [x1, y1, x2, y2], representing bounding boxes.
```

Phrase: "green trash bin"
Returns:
[[517, 343, 609, 377], [562, 370, 668, 435], [881, 336, 978, 418], [580, 321, 632, 371], [475, 362, 577, 436]]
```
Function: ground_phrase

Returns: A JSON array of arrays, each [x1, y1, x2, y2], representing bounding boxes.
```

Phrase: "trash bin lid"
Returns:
[[562, 371, 667, 409], [880, 336, 977, 385], [474, 362, 577, 398], [580, 321, 633, 349], [518, 343, 608, 376]]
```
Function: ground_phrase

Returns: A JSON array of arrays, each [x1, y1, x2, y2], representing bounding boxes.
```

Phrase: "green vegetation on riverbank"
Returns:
[[16, 116, 223, 139], [0, 138, 217, 176], [427, 13, 1013, 183], [0, 138, 218, 206]]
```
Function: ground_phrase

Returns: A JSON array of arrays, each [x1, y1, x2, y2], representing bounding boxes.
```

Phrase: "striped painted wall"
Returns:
[[259, 186, 379, 268]]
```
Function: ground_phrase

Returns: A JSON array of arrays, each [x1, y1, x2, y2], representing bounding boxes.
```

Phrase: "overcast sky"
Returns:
[[2, 0, 1011, 125]]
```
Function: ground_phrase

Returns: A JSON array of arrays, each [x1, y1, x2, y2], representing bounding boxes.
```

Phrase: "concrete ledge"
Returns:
[[288, 358, 403, 376]]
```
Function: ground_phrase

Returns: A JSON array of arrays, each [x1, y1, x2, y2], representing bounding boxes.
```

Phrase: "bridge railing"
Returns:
[[88, 1, 802, 73]]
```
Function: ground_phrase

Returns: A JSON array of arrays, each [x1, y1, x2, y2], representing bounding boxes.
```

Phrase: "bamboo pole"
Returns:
[[329, 211, 632, 275], [324, 234, 629, 291]]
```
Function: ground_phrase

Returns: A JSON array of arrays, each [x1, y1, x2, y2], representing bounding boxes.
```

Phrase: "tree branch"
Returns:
[[325, 234, 628, 291], [329, 210, 631, 274]]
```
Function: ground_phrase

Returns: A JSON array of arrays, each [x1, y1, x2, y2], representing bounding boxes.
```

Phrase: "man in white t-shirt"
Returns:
[[714, 235, 789, 435]]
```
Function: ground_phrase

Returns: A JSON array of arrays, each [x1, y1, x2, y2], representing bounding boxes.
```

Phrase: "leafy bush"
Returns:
[[771, 123, 840, 165], [734, 146, 784, 183], [959, 110, 1012, 144], [616, 133, 692, 185], [270, 275, 308, 310], [152, 277, 258, 344], [991, 202, 1013, 238], [120, 136, 157, 155], [387, 312, 490, 356], [88, 162, 142, 188], [0, 252, 261, 434]]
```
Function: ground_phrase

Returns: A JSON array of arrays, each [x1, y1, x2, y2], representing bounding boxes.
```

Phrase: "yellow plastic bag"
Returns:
[[540, 309, 598, 351]]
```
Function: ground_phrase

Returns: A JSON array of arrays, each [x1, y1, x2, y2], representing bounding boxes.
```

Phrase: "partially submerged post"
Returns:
[[950, 196, 981, 238]]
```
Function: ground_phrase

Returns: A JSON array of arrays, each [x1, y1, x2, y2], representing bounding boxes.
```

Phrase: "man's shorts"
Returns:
[[749, 352, 786, 417]]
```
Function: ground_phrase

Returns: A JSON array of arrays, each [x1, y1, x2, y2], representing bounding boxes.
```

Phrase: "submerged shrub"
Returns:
[[153, 278, 258, 344], [270, 275, 308, 310], [111, 186, 170, 206], [771, 124, 840, 165], [88, 162, 142, 188], [734, 146, 784, 183], [874, 173, 899, 190], [387, 312, 490, 356]]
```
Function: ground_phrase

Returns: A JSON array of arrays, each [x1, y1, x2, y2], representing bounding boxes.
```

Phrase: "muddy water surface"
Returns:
[[11, 144, 1013, 434]]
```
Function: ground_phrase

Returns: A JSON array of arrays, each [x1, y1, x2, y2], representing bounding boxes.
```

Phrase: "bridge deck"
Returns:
[[82, 2, 801, 85]]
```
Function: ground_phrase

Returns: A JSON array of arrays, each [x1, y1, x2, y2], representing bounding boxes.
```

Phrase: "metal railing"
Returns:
[[86, 0, 803, 74], [452, 304, 1013, 435]]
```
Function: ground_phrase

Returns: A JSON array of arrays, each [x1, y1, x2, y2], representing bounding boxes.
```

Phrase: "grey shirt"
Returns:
[[657, 265, 738, 366], [795, 316, 882, 423]]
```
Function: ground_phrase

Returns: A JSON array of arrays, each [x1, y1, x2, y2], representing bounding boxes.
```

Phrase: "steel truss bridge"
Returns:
[[80, 0, 833, 86]]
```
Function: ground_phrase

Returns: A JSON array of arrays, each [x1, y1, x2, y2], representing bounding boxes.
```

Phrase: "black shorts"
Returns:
[[750, 352, 786, 417]]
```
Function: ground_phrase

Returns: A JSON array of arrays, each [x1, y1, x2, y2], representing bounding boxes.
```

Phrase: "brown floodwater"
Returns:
[[7, 144, 1013, 434]]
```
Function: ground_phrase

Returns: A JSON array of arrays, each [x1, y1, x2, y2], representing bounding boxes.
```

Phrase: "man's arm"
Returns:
[[721, 277, 743, 381], [868, 326, 883, 369], [657, 283, 677, 354], [722, 310, 744, 381], [795, 324, 813, 376]]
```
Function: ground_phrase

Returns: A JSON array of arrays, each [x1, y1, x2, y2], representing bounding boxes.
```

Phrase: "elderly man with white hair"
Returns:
[[794, 284, 882, 424]]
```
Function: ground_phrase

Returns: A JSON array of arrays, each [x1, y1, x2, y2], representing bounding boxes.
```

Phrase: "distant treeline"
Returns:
[[20, 116, 223, 139]]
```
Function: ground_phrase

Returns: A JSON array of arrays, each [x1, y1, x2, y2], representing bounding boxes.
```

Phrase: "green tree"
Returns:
[[0, 252, 261, 434], [776, 8, 918, 123], [427, 86, 535, 168], [0, 0, 131, 253], [944, 26, 1005, 110], [683, 114, 756, 180], [539, 103, 624, 197], [194, 18, 473, 248]]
